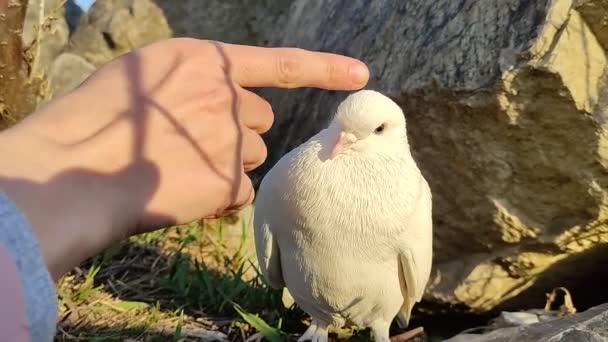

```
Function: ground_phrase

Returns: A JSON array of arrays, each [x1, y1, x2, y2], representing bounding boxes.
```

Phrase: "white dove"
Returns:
[[253, 90, 433, 342]]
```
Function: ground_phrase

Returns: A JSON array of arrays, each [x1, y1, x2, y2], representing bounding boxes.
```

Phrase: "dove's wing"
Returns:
[[253, 173, 285, 290], [397, 179, 433, 328]]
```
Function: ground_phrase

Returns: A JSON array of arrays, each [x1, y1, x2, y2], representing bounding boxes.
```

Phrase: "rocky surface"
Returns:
[[444, 303, 608, 341], [250, 0, 608, 313], [154, 0, 294, 45], [43, 0, 171, 99], [65, 0, 172, 67], [47, 52, 96, 98]]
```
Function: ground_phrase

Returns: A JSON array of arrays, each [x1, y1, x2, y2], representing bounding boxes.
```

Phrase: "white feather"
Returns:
[[254, 90, 433, 341]]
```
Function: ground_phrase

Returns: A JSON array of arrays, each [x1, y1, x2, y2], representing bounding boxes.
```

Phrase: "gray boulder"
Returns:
[[47, 53, 96, 98], [444, 303, 608, 342], [66, 0, 172, 67], [155, 0, 294, 45], [44, 0, 172, 101]]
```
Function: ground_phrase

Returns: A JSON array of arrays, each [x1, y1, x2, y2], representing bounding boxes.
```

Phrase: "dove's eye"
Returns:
[[374, 123, 386, 134]]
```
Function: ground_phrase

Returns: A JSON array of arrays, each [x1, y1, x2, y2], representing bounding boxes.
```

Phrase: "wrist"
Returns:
[[0, 102, 124, 280]]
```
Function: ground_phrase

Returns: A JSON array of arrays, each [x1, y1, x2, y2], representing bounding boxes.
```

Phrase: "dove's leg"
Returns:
[[298, 319, 329, 342], [370, 320, 391, 342]]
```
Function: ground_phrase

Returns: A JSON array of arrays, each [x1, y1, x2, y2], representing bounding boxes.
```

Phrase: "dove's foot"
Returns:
[[370, 320, 391, 342], [298, 319, 329, 342]]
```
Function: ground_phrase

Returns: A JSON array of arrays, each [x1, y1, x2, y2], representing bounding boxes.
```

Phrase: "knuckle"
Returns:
[[169, 37, 200, 52], [260, 97, 273, 113], [169, 38, 219, 64], [203, 82, 238, 114], [254, 136, 269, 167], [275, 51, 303, 88], [326, 61, 345, 85], [245, 188, 255, 205], [234, 176, 253, 205], [220, 85, 238, 110], [171, 37, 210, 51], [243, 134, 267, 171], [260, 100, 275, 132], [255, 134, 268, 161], [259, 140, 268, 164]]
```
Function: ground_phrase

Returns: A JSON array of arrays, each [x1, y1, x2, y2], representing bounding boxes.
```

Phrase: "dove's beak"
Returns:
[[329, 131, 357, 159]]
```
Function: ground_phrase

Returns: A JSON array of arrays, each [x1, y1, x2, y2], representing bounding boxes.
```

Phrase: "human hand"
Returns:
[[0, 38, 369, 279]]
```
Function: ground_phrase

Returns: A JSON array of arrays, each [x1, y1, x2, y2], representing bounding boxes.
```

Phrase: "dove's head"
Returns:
[[326, 90, 407, 160]]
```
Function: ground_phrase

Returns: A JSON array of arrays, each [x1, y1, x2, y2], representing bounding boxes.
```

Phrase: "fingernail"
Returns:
[[348, 62, 369, 86]]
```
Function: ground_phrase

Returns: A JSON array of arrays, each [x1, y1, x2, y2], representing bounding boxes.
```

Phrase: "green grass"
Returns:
[[55, 210, 430, 341], [233, 303, 285, 342], [54, 212, 297, 341]]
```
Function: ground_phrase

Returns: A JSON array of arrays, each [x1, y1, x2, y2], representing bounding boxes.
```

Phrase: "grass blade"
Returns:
[[233, 303, 283, 342], [113, 300, 150, 311], [173, 309, 184, 342]]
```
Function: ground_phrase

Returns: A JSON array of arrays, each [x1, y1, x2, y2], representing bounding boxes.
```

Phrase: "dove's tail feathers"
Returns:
[[395, 311, 410, 329], [397, 249, 423, 330], [396, 296, 414, 329]]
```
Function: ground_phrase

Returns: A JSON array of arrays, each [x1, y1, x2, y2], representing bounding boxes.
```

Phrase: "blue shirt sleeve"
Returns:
[[0, 192, 57, 342]]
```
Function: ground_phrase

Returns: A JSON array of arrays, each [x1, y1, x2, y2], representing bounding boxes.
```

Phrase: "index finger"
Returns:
[[211, 42, 370, 90]]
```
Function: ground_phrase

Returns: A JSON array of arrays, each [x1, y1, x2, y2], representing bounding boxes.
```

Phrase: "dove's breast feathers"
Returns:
[[278, 132, 423, 237], [254, 129, 432, 327]]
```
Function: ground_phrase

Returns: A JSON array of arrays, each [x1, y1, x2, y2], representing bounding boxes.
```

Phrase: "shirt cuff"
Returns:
[[0, 192, 57, 342]]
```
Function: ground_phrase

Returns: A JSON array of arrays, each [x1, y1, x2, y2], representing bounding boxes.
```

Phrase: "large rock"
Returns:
[[66, 0, 172, 67], [44, 0, 172, 101], [154, 0, 294, 45], [47, 52, 96, 98], [253, 0, 608, 313], [444, 303, 608, 341]]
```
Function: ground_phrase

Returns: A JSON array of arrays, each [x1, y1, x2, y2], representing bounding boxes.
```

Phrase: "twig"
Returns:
[[26, 0, 66, 81], [151, 327, 229, 341], [28, 0, 43, 78], [57, 291, 80, 322], [56, 324, 79, 339], [390, 326, 424, 342]]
